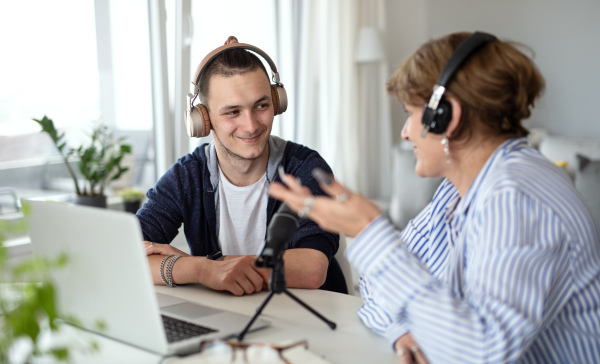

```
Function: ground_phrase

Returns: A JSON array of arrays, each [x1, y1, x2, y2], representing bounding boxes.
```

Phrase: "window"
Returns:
[[0, 0, 154, 198], [0, 0, 100, 160], [0, 0, 277, 202]]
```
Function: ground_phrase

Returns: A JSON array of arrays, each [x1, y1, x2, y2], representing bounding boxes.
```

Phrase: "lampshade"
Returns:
[[355, 26, 385, 63]]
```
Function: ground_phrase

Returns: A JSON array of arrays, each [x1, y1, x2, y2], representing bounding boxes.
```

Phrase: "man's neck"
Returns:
[[215, 144, 270, 187]]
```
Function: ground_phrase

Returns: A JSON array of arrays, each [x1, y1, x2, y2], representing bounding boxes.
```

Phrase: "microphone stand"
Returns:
[[237, 255, 337, 341]]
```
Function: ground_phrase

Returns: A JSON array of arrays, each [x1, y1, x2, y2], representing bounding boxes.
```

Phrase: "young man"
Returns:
[[138, 37, 346, 296]]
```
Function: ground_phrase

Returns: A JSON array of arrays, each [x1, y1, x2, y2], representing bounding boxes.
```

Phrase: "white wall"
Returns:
[[385, 0, 600, 143]]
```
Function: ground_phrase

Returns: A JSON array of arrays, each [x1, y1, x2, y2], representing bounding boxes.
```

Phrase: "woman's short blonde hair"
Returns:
[[387, 32, 545, 141]]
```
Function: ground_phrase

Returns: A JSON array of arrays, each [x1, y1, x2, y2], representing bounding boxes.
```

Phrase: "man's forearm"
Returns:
[[148, 254, 204, 285], [222, 249, 328, 289], [148, 249, 328, 291], [149, 254, 268, 295], [281, 249, 328, 289]]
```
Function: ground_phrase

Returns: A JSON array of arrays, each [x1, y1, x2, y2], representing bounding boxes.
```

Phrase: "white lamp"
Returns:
[[355, 26, 385, 63]]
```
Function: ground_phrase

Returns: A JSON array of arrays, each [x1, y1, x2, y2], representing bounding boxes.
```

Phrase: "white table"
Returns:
[[153, 285, 398, 364], [24, 285, 400, 364]]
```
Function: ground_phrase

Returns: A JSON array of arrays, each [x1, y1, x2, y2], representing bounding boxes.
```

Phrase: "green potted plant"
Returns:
[[33, 116, 132, 208], [117, 187, 145, 214], [0, 205, 100, 362]]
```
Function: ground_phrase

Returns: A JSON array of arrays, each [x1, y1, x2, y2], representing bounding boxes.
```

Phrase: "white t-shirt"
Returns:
[[217, 167, 268, 256]]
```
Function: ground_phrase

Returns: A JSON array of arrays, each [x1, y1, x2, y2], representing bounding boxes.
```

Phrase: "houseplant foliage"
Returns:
[[117, 187, 145, 203], [0, 205, 100, 363], [118, 187, 145, 214], [32, 116, 133, 202]]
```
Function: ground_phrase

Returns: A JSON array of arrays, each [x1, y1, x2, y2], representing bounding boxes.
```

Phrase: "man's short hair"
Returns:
[[198, 49, 270, 107]]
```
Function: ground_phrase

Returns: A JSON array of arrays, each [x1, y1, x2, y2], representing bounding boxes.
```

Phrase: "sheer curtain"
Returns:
[[354, 1, 392, 199], [278, 0, 392, 199]]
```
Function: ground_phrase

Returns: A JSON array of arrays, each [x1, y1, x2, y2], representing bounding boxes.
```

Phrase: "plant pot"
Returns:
[[75, 194, 107, 208], [123, 200, 141, 214]]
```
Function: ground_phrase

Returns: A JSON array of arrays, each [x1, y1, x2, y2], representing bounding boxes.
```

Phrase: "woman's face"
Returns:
[[401, 103, 448, 178]]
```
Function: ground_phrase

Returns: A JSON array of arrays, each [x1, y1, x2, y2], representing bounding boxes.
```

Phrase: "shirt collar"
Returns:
[[453, 137, 529, 217]]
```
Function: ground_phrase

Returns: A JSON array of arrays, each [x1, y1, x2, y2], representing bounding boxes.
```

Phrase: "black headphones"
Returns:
[[421, 31, 497, 135]]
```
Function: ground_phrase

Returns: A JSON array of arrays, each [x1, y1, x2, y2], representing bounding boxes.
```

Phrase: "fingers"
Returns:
[[144, 241, 158, 256], [394, 347, 428, 364], [311, 168, 349, 200], [394, 334, 429, 364], [412, 346, 429, 364], [254, 266, 272, 283], [396, 346, 426, 364], [143, 241, 190, 257], [235, 265, 264, 295], [395, 347, 412, 364], [230, 274, 262, 296], [214, 256, 266, 296], [271, 171, 377, 236], [278, 167, 353, 213], [144, 241, 153, 251], [269, 181, 310, 214], [271, 166, 345, 219], [278, 167, 313, 197]]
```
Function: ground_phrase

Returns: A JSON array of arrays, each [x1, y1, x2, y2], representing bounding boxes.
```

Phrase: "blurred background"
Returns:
[[1, 0, 599, 209]]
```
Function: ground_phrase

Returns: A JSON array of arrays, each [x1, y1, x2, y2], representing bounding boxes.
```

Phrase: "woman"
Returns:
[[269, 32, 600, 364]]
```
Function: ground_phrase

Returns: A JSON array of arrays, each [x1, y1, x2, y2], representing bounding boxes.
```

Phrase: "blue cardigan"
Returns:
[[137, 136, 347, 293]]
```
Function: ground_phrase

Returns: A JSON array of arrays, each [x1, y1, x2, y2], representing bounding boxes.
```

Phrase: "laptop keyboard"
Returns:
[[162, 315, 218, 343]]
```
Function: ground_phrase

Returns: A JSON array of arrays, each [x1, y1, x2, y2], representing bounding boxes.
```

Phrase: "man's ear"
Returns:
[[445, 96, 462, 137]]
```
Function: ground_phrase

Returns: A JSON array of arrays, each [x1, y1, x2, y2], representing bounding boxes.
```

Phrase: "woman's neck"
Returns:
[[445, 135, 510, 198]]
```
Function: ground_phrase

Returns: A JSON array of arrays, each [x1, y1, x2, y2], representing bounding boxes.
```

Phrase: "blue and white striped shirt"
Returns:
[[347, 138, 600, 363]]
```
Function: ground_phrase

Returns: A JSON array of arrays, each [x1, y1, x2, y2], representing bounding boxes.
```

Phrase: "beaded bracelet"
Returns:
[[159, 255, 173, 286], [165, 255, 183, 287]]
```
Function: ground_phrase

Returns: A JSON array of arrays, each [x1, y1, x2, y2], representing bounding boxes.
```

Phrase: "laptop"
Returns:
[[25, 200, 270, 356]]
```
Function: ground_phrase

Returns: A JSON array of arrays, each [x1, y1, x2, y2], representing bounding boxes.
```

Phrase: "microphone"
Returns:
[[255, 203, 300, 267]]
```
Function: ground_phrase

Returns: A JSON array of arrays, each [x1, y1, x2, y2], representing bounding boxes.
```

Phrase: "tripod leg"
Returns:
[[237, 291, 276, 341], [284, 290, 337, 330]]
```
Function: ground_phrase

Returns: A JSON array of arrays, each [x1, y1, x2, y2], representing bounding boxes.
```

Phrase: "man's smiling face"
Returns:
[[207, 68, 274, 161]]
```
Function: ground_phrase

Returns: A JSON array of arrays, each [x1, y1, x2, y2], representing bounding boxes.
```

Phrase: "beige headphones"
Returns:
[[185, 42, 288, 138]]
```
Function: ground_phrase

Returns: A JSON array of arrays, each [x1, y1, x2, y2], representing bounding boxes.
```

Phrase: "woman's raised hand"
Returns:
[[269, 167, 381, 237]]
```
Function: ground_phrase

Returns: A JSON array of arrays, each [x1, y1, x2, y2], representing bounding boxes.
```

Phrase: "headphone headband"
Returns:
[[436, 31, 497, 89], [191, 42, 281, 95]]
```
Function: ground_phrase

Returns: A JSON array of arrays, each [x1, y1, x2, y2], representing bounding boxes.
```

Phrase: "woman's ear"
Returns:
[[445, 96, 462, 137]]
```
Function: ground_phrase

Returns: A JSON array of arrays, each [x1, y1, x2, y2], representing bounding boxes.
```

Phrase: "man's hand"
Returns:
[[144, 242, 324, 294], [223, 256, 271, 290], [394, 333, 429, 364], [145, 243, 266, 295], [144, 241, 190, 257], [202, 256, 267, 296]]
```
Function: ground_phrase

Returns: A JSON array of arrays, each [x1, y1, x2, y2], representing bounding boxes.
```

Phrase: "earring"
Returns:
[[441, 135, 450, 166]]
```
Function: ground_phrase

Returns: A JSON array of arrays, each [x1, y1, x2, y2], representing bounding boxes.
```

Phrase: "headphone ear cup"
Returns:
[[271, 85, 288, 115], [422, 98, 452, 135], [431, 99, 452, 134], [187, 104, 211, 138]]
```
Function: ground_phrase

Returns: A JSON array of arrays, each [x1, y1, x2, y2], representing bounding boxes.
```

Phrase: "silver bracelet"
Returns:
[[165, 255, 183, 287], [159, 255, 172, 285]]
